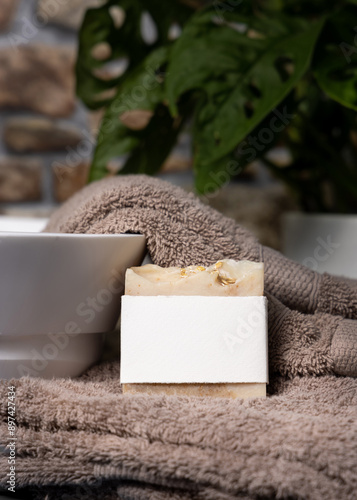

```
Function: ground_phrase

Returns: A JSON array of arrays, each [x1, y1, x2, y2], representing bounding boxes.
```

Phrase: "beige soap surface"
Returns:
[[123, 383, 266, 399], [125, 259, 264, 297], [123, 259, 266, 399]]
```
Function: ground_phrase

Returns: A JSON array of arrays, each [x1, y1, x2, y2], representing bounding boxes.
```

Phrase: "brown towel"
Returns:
[[45, 175, 357, 378], [46, 175, 357, 319], [0, 363, 356, 500], [1, 174, 356, 499]]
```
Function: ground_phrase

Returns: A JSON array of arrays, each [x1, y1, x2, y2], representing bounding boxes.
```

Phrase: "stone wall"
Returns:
[[0, 0, 195, 213], [0, 0, 110, 211]]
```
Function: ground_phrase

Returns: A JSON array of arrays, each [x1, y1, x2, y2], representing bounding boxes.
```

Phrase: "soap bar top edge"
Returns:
[[125, 259, 264, 297]]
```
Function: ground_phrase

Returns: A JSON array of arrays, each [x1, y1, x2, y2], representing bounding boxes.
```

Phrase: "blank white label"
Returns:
[[120, 296, 268, 384]]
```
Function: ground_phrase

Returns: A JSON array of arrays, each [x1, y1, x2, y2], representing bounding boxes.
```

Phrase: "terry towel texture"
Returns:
[[45, 175, 357, 378], [1, 174, 356, 499], [1, 363, 356, 500]]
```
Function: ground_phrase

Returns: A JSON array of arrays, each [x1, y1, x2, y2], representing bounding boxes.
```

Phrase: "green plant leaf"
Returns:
[[89, 47, 170, 182], [194, 93, 296, 193], [76, 0, 192, 110], [314, 7, 357, 111], [194, 19, 323, 167], [187, 19, 323, 193], [165, 10, 303, 116], [119, 103, 186, 176], [314, 54, 357, 110]]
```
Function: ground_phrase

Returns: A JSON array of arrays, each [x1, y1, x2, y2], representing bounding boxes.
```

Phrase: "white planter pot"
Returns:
[[282, 212, 357, 279]]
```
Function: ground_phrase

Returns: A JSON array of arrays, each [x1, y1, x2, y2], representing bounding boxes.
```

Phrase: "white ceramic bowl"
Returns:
[[0, 232, 146, 379]]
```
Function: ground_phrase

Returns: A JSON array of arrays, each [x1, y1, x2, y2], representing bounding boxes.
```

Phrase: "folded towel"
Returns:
[[1, 362, 356, 500], [46, 175, 357, 318], [45, 175, 357, 378], [1, 175, 356, 499]]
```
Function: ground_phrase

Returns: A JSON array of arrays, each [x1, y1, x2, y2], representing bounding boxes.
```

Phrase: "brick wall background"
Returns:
[[0, 0, 196, 213], [0, 0, 103, 210]]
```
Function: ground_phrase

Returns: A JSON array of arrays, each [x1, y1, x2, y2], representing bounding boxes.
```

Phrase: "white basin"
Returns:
[[0, 228, 146, 379]]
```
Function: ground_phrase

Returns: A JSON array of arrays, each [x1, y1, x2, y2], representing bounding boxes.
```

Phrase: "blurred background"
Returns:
[[0, 0, 357, 276], [0, 0, 298, 250], [0, 0, 96, 209]]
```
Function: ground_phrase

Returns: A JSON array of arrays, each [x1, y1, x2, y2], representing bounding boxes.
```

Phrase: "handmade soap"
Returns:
[[122, 260, 267, 399], [125, 259, 264, 297], [123, 383, 266, 398]]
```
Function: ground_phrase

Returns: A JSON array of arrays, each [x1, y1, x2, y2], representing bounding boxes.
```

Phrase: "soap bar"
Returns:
[[122, 259, 267, 399], [123, 383, 266, 398], [125, 259, 264, 297]]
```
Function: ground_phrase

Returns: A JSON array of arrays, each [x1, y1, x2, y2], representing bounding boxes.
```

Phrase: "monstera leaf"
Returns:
[[165, 11, 305, 115], [77, 0, 357, 213], [165, 9, 323, 192], [89, 47, 171, 181], [166, 12, 267, 117], [76, 0, 192, 109], [314, 7, 357, 111], [194, 94, 297, 192]]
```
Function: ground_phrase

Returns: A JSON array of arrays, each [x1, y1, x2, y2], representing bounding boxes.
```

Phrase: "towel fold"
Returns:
[[1, 362, 356, 500], [1, 174, 356, 499], [46, 175, 357, 319], [45, 175, 357, 378]]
